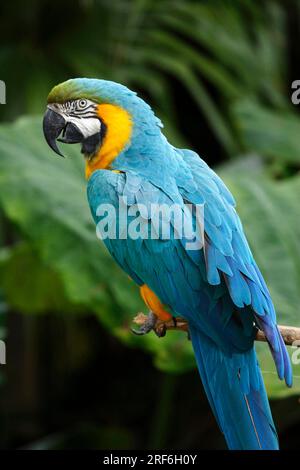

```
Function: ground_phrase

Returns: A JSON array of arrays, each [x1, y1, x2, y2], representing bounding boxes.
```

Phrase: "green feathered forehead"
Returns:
[[47, 78, 104, 104], [47, 78, 138, 107]]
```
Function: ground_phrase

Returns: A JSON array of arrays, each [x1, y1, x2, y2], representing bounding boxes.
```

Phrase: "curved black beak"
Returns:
[[43, 108, 84, 157], [43, 106, 100, 159], [43, 108, 67, 157]]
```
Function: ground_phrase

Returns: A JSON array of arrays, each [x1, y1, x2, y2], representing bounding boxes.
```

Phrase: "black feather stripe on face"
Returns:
[[61, 99, 98, 117], [81, 119, 107, 159]]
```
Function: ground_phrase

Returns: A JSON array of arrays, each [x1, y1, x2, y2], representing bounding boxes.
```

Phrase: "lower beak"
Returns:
[[43, 108, 84, 157]]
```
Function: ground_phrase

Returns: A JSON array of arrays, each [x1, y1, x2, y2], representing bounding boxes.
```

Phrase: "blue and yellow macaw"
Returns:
[[43, 78, 292, 450]]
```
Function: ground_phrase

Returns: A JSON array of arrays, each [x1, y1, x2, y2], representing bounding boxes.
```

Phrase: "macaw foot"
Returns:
[[131, 312, 178, 338], [131, 311, 161, 336], [131, 311, 167, 337]]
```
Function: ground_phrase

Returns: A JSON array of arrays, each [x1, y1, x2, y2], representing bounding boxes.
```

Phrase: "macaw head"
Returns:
[[43, 78, 162, 178]]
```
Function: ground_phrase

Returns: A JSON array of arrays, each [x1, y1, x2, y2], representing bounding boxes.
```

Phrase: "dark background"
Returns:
[[0, 0, 299, 449]]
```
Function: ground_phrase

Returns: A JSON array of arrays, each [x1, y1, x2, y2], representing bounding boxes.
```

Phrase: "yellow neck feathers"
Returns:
[[85, 104, 132, 179]]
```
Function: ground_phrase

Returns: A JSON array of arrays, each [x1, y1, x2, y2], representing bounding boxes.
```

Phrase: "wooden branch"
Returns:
[[256, 325, 300, 346], [133, 313, 300, 346]]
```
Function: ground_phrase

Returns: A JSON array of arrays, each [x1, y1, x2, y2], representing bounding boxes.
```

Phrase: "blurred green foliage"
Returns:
[[0, 0, 300, 449]]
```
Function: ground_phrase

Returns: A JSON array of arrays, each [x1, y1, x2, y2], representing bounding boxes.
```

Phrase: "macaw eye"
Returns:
[[78, 99, 87, 109]]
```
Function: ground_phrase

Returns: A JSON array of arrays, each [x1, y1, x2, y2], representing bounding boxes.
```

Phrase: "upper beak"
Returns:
[[43, 108, 66, 157], [43, 107, 85, 157]]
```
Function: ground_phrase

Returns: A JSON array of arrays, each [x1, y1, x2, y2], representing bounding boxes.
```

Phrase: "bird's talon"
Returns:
[[154, 324, 167, 338], [131, 326, 148, 336]]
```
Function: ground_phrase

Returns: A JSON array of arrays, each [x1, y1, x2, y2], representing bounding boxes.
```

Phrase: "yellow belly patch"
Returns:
[[85, 104, 132, 179], [140, 284, 172, 321]]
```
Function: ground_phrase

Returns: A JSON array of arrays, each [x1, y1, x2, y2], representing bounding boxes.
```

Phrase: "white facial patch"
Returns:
[[66, 114, 101, 138], [47, 99, 101, 138]]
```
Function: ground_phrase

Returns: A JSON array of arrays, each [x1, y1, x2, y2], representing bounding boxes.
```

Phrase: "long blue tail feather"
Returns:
[[189, 326, 279, 450]]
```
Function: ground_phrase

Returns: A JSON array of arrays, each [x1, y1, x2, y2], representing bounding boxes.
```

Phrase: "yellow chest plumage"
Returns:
[[85, 104, 132, 179]]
